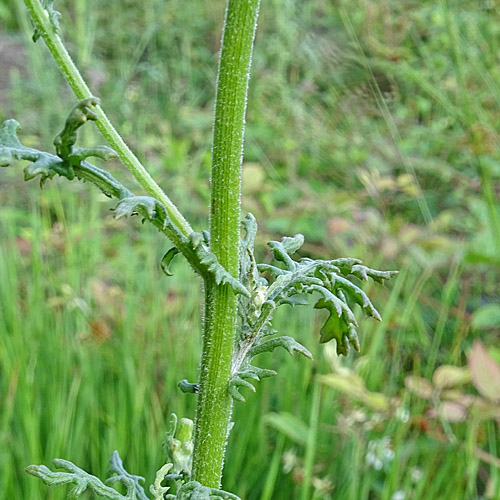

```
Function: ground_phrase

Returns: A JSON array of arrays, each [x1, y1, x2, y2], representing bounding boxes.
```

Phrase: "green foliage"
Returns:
[[3, 0, 500, 497], [2, 96, 394, 492], [108, 452, 150, 500], [26, 455, 141, 500], [0, 100, 249, 300], [25, 439, 241, 500], [172, 481, 241, 500], [0, 0, 403, 498], [0, 98, 120, 191], [229, 214, 396, 401], [2, 95, 395, 409]]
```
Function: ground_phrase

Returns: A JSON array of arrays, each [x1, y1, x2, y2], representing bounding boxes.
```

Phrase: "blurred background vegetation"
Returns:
[[1, 0, 500, 499]]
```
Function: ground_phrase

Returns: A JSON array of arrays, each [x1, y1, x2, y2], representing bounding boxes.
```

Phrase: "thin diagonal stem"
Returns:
[[23, 0, 192, 236]]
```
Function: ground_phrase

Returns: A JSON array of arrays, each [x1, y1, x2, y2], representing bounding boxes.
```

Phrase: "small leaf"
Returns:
[[161, 247, 180, 276], [257, 263, 287, 276], [468, 340, 500, 403], [228, 375, 256, 402], [239, 365, 277, 380], [281, 234, 304, 255], [267, 238, 302, 270], [1, 102, 118, 189], [278, 296, 309, 307], [0, 119, 72, 185], [333, 275, 382, 321], [176, 481, 241, 500], [178, 380, 199, 394], [26, 459, 129, 500], [350, 265, 398, 283], [150, 463, 173, 500], [229, 365, 277, 402], [54, 97, 101, 161], [241, 212, 258, 251], [107, 451, 149, 500], [114, 196, 166, 224], [314, 298, 353, 355], [248, 336, 312, 359], [191, 234, 250, 297]]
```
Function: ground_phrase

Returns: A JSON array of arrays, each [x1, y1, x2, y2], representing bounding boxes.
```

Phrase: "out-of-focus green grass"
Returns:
[[1, 0, 499, 499]]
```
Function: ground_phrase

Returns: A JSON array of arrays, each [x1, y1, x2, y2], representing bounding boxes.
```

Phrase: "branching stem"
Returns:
[[23, 0, 192, 236]]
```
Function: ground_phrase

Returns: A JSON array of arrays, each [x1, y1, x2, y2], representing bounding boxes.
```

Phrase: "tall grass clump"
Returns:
[[0, 1, 397, 498]]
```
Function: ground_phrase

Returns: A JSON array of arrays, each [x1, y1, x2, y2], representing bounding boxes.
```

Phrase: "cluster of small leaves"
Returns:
[[26, 453, 143, 500], [229, 214, 397, 401], [172, 482, 241, 500], [0, 99, 248, 297], [26, 449, 240, 500], [155, 415, 243, 499]]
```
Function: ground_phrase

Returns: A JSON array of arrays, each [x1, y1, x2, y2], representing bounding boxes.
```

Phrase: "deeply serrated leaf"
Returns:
[[314, 299, 353, 355], [0, 119, 73, 185], [278, 296, 309, 307], [54, 97, 101, 160], [267, 236, 303, 270], [228, 376, 256, 402], [239, 365, 277, 380], [281, 234, 304, 254], [1, 100, 117, 189], [107, 451, 149, 500], [26, 459, 130, 500], [176, 481, 241, 500], [248, 336, 312, 359], [350, 264, 398, 283], [228, 363, 277, 402], [332, 274, 382, 320], [114, 196, 167, 223], [191, 233, 250, 297]]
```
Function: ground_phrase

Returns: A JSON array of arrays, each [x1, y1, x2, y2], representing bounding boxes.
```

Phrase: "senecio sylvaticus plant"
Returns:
[[0, 1, 397, 498]]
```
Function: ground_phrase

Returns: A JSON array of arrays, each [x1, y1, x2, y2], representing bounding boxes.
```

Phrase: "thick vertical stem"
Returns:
[[192, 0, 260, 488]]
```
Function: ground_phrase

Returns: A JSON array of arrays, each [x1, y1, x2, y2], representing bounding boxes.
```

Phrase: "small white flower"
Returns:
[[410, 466, 423, 483], [365, 451, 383, 470], [282, 449, 298, 474], [391, 491, 405, 500], [365, 437, 394, 470], [396, 407, 410, 423]]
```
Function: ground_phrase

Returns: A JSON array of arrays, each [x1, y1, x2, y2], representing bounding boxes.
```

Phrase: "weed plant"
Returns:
[[0, 1, 398, 499], [2, 1, 500, 499]]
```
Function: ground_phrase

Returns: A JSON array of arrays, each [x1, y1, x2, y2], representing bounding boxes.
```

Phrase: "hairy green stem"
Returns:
[[192, 0, 260, 487], [23, 0, 192, 236]]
